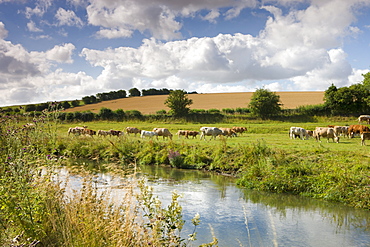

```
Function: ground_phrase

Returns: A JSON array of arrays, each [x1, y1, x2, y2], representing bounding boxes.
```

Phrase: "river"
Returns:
[[56, 165, 370, 247]]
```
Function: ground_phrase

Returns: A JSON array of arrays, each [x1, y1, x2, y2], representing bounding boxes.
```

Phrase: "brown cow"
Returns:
[[231, 126, 247, 135], [361, 132, 370, 146], [110, 129, 123, 137], [185, 131, 199, 139], [153, 128, 173, 140], [83, 128, 96, 136], [220, 127, 237, 138], [125, 127, 141, 136], [176, 130, 188, 139], [348, 125, 370, 138], [176, 130, 199, 139]]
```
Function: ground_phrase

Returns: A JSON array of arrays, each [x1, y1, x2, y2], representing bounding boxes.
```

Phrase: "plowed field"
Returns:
[[64, 91, 325, 115]]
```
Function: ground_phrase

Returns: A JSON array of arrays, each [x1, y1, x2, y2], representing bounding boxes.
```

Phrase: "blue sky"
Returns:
[[0, 0, 370, 106]]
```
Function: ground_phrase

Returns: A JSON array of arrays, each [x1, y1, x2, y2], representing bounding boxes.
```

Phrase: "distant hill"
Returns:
[[63, 92, 325, 115]]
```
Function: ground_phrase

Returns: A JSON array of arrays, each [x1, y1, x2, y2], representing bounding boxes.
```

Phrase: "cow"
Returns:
[[361, 132, 370, 146], [307, 130, 314, 137], [109, 130, 123, 137], [231, 126, 247, 135], [313, 127, 339, 143], [199, 127, 223, 140], [176, 130, 188, 139], [348, 125, 370, 138], [125, 127, 141, 136], [289, 127, 309, 140], [83, 128, 96, 136], [219, 127, 237, 138], [140, 130, 158, 139], [185, 130, 199, 139], [358, 115, 370, 124], [67, 126, 86, 136], [333, 126, 349, 138], [152, 128, 173, 140], [97, 130, 112, 137]]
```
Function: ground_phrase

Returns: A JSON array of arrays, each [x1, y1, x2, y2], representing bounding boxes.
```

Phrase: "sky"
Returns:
[[0, 0, 370, 107]]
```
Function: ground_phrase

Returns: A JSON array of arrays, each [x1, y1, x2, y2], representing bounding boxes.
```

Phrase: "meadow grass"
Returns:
[[55, 118, 370, 210], [0, 113, 216, 246]]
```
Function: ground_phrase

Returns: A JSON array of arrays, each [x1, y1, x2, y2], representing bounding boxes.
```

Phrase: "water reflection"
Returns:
[[138, 165, 370, 247], [55, 165, 370, 247]]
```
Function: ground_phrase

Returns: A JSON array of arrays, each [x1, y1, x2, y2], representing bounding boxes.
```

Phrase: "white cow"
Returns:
[[333, 126, 349, 138], [200, 127, 223, 140], [289, 127, 309, 140], [97, 130, 112, 137], [140, 130, 158, 139]]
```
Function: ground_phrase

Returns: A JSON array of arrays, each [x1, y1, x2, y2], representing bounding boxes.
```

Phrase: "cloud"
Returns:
[[24, 0, 52, 18], [55, 8, 84, 27], [85, 0, 258, 40], [80, 0, 370, 94], [2, 0, 370, 107], [45, 43, 76, 63], [27, 21, 43, 32], [0, 22, 8, 39]]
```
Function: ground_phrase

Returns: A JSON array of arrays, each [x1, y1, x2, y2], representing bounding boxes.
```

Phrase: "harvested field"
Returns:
[[64, 91, 325, 115]]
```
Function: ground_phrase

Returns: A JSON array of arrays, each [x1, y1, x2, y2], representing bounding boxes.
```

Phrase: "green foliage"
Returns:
[[207, 109, 220, 114], [96, 90, 126, 101], [165, 90, 193, 117], [61, 101, 71, 109], [98, 107, 114, 120], [362, 72, 370, 90], [129, 87, 141, 97], [142, 88, 171, 96], [71, 99, 80, 107], [324, 82, 370, 115], [0, 111, 214, 246], [82, 95, 97, 104], [249, 88, 282, 119], [156, 109, 167, 115]]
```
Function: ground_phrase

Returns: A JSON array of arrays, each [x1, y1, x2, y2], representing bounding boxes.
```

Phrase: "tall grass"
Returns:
[[0, 109, 215, 246]]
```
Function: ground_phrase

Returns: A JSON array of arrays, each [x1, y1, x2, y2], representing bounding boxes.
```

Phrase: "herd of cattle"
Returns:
[[67, 126, 247, 140], [66, 115, 370, 145], [290, 115, 370, 145]]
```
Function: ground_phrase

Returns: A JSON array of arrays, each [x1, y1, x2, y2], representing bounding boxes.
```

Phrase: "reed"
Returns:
[[0, 109, 215, 246]]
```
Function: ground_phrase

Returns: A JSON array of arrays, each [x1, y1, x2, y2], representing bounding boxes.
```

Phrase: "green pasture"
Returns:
[[58, 118, 369, 154]]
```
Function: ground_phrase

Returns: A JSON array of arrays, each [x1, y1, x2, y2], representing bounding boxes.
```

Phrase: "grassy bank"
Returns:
[[1, 110, 369, 245], [54, 119, 370, 210], [0, 113, 216, 246]]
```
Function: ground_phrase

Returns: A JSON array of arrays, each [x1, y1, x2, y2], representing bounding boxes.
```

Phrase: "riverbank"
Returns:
[[56, 122, 369, 210]]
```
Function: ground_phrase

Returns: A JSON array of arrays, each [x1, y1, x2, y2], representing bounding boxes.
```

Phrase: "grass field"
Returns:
[[59, 117, 366, 154], [64, 91, 325, 114]]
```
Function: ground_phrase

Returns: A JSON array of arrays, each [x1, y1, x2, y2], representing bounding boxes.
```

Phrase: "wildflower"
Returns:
[[191, 213, 200, 226]]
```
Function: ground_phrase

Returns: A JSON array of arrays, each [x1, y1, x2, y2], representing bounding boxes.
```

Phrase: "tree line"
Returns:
[[2, 72, 370, 119]]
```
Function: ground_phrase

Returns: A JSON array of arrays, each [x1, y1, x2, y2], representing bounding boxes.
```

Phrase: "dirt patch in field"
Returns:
[[64, 92, 325, 115]]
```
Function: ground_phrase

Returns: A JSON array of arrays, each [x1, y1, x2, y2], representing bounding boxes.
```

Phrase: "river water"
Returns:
[[56, 165, 370, 247]]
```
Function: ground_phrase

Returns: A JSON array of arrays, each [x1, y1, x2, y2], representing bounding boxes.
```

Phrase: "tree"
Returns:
[[71, 100, 80, 107], [248, 88, 281, 118], [61, 101, 71, 109], [164, 90, 193, 117], [362, 72, 370, 91], [129, 88, 141, 97], [324, 83, 370, 115], [99, 107, 114, 120]]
